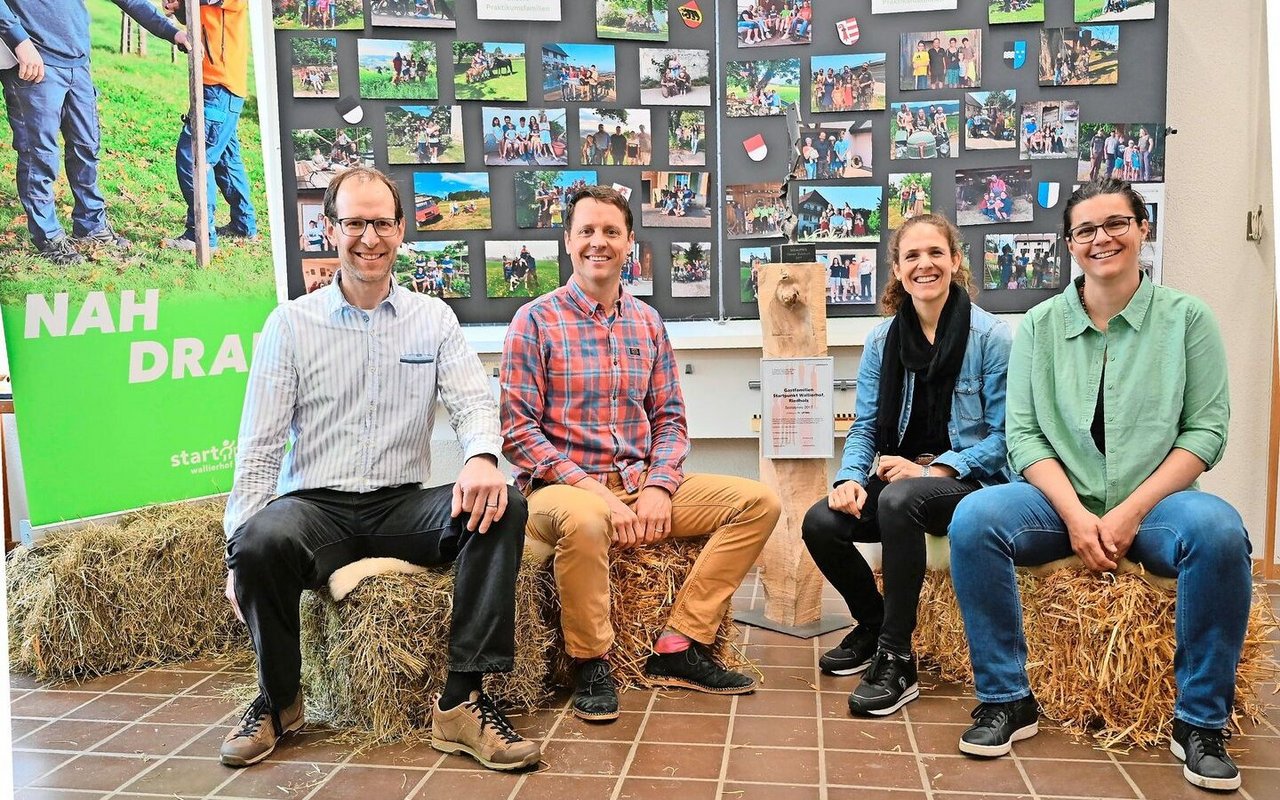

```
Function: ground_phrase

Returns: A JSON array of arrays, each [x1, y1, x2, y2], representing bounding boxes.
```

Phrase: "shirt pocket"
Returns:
[[953, 375, 985, 423], [621, 339, 658, 403], [396, 353, 437, 406]]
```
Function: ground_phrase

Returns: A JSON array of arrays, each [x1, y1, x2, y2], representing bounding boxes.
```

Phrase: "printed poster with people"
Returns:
[[0, 0, 279, 526]]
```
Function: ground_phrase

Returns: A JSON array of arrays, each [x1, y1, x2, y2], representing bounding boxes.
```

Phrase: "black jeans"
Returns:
[[802, 477, 980, 655], [226, 483, 527, 709]]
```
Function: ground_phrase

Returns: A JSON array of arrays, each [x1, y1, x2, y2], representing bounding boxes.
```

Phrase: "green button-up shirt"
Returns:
[[1006, 276, 1230, 515]]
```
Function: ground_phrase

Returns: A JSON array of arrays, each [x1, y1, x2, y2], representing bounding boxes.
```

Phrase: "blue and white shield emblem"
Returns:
[[1002, 40, 1027, 70], [1037, 181, 1060, 209]]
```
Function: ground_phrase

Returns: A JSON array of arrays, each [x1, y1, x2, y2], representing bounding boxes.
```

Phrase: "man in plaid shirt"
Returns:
[[501, 186, 781, 723]]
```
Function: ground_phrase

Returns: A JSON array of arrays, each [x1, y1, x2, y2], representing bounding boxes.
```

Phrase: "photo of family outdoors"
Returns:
[[484, 239, 561, 298], [1075, 0, 1154, 23], [964, 90, 1017, 150], [818, 247, 878, 305], [641, 171, 711, 227], [1076, 122, 1164, 182], [797, 185, 883, 243], [357, 39, 438, 99], [482, 107, 569, 166], [370, 0, 457, 28], [810, 53, 887, 112], [794, 121, 874, 180], [1039, 25, 1119, 86], [982, 233, 1061, 290], [639, 48, 711, 106], [725, 182, 786, 240], [291, 128, 373, 190], [578, 108, 653, 166], [738, 246, 774, 301], [513, 170, 598, 229], [412, 171, 492, 231], [543, 44, 618, 103], [726, 59, 799, 117], [272, 0, 363, 29], [890, 99, 960, 160], [954, 165, 1034, 226], [596, 0, 669, 41], [988, 0, 1044, 24], [1020, 100, 1079, 160], [397, 240, 471, 298], [671, 241, 712, 297], [386, 106, 464, 164], [736, 0, 814, 47], [887, 172, 931, 230], [668, 110, 706, 165], [290, 37, 339, 98], [453, 42, 526, 102], [622, 241, 656, 296], [899, 29, 982, 91]]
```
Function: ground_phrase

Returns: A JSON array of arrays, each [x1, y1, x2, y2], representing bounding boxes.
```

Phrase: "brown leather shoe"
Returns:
[[220, 692, 305, 767], [430, 691, 541, 771]]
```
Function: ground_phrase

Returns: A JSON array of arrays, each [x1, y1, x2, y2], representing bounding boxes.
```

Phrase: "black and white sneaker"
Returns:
[[847, 649, 919, 716], [958, 694, 1040, 757], [1170, 719, 1241, 791], [819, 625, 879, 676]]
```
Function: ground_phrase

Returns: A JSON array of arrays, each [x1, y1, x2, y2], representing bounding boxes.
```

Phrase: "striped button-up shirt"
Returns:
[[223, 274, 502, 538], [500, 279, 689, 494]]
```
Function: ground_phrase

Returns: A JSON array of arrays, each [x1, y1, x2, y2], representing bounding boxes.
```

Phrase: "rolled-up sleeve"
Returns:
[[1005, 313, 1058, 475], [1173, 301, 1230, 469]]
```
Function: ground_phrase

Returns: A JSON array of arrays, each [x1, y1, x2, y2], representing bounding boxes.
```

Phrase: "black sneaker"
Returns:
[[572, 658, 619, 722], [819, 625, 879, 675], [847, 649, 919, 716], [216, 224, 261, 242], [958, 694, 1040, 757], [1171, 719, 1241, 791], [644, 644, 755, 695], [37, 235, 84, 266], [73, 226, 132, 252]]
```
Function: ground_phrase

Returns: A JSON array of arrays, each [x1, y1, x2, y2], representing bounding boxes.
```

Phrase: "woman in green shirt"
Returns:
[[947, 179, 1251, 793]]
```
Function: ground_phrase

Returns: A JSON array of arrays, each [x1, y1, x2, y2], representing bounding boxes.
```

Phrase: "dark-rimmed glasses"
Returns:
[[333, 217, 400, 237], [1067, 216, 1137, 245]]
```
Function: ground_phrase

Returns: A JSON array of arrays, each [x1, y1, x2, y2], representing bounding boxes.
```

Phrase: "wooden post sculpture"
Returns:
[[756, 263, 829, 628]]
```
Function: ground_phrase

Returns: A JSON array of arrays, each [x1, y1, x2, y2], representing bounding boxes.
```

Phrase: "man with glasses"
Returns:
[[221, 166, 539, 772]]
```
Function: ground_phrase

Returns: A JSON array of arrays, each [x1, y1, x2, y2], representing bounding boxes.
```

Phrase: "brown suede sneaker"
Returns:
[[220, 692, 305, 767], [430, 691, 542, 771]]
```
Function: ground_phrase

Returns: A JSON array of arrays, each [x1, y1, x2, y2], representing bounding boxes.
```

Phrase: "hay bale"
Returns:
[[6, 502, 248, 682], [912, 567, 1278, 749]]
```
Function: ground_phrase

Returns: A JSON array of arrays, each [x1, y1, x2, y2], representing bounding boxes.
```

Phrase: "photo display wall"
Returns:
[[270, 0, 1168, 322]]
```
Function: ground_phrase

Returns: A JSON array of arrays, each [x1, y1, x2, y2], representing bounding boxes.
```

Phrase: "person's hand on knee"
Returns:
[[452, 454, 508, 533], [827, 480, 866, 518], [635, 486, 672, 544]]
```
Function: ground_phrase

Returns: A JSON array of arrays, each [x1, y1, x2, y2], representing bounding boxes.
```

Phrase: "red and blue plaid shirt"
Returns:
[[500, 279, 688, 494]]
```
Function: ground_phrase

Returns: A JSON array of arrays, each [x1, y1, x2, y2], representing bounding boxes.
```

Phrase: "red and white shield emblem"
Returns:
[[836, 16, 860, 46]]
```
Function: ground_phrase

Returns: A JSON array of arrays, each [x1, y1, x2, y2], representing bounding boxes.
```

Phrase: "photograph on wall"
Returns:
[[873, 0, 956, 12], [596, 0, 669, 41], [887, 172, 931, 230], [795, 120, 874, 180], [543, 44, 618, 103], [623, 240, 655, 296], [989, 0, 1045, 24], [641, 171, 711, 228], [371, 0, 457, 28], [639, 48, 711, 106], [899, 29, 982, 91], [955, 166, 1034, 226], [453, 42, 527, 101], [1020, 100, 1079, 160], [725, 59, 799, 117], [671, 241, 712, 298], [301, 257, 339, 293], [890, 99, 959, 160], [386, 105, 464, 164], [413, 172, 492, 231], [291, 127, 373, 190], [514, 170, 598, 229], [272, 0, 363, 29], [290, 37, 340, 98], [578, 108, 653, 166], [739, 246, 777, 302], [357, 39, 438, 99], [297, 191, 332, 252], [817, 247, 877, 305], [398, 240, 471, 298], [964, 91, 1017, 150], [1076, 122, 1164, 182], [1076, 0, 1154, 23], [485, 240, 561, 298], [736, 0, 813, 47], [668, 110, 706, 166], [725, 182, 785, 240], [482, 107, 569, 166], [1040, 26, 1119, 86], [982, 233, 1061, 290], [478, 0, 560, 19], [810, 53, 886, 113], [797, 185, 883, 243]]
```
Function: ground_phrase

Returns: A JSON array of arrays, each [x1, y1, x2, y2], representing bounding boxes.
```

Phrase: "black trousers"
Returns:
[[801, 477, 979, 655], [226, 483, 527, 709]]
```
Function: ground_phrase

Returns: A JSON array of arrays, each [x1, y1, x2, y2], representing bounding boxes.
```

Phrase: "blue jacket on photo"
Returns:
[[0, 0, 179, 69], [835, 303, 1013, 487]]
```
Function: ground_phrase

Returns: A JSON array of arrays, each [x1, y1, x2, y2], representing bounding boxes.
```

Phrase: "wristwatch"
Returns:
[[921, 464, 932, 478]]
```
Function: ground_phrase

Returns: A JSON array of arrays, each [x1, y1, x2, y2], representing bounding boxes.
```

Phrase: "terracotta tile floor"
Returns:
[[10, 576, 1280, 800]]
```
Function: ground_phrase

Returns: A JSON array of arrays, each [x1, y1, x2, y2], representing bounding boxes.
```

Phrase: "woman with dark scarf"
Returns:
[[802, 214, 1012, 717]]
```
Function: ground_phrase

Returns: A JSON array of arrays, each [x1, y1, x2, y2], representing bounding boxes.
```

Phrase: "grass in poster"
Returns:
[[453, 42, 528, 102], [484, 240, 561, 299], [395, 240, 471, 299], [988, 0, 1045, 24], [413, 172, 492, 231], [358, 39, 439, 100], [386, 106, 464, 165], [596, 0, 669, 41], [290, 37, 339, 97]]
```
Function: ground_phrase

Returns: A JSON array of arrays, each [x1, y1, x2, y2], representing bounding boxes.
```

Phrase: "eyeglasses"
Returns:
[[333, 217, 400, 237], [1067, 216, 1137, 245]]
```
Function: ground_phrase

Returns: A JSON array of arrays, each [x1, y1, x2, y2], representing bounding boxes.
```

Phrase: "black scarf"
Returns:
[[875, 284, 971, 455]]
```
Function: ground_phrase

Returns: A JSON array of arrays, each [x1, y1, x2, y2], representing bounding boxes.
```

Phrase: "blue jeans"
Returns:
[[2, 65, 108, 247], [175, 84, 257, 246], [949, 483, 1252, 729]]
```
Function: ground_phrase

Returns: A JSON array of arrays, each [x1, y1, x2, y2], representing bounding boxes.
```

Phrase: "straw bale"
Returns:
[[6, 502, 248, 682], [911, 567, 1278, 749]]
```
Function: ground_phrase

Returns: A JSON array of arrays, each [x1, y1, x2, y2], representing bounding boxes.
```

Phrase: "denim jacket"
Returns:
[[835, 304, 1013, 487]]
